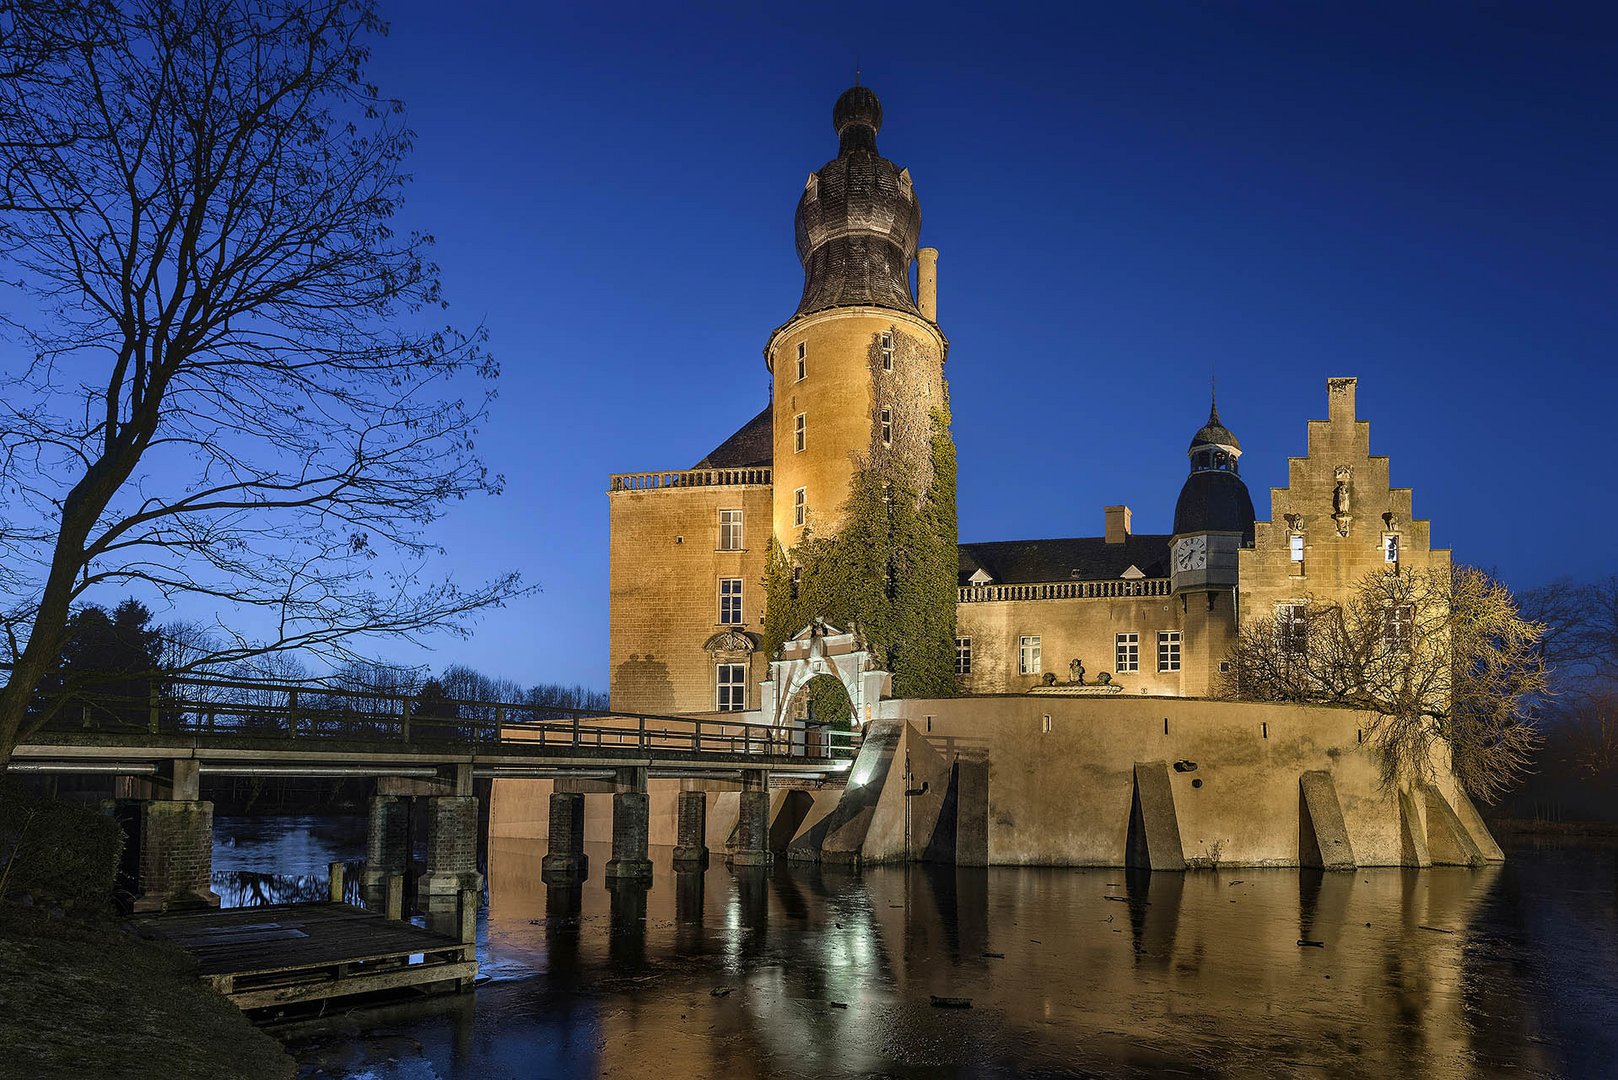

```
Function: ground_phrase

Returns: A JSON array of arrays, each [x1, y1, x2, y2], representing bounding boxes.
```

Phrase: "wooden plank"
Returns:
[[187, 937, 465, 976], [228, 960, 477, 1010], [159, 928, 309, 947]]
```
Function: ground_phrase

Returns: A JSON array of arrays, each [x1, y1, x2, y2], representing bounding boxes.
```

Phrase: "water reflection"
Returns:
[[208, 821, 1613, 1078]]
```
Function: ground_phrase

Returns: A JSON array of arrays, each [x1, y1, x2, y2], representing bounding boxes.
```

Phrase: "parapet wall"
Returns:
[[876, 694, 1496, 868]]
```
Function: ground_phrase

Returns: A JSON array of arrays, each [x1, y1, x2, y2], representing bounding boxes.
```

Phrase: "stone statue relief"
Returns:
[[1284, 513, 1304, 533], [1069, 658, 1085, 685], [1332, 466, 1352, 536]]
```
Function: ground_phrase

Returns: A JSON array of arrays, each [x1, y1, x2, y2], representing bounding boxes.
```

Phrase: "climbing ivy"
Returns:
[[763, 377, 959, 698], [803, 672, 854, 727]]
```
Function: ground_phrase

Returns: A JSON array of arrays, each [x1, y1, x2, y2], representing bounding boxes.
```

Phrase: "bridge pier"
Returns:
[[117, 760, 220, 912], [418, 793, 484, 911], [727, 770, 772, 867], [541, 791, 589, 880], [672, 790, 709, 868], [605, 766, 653, 882], [364, 794, 410, 891]]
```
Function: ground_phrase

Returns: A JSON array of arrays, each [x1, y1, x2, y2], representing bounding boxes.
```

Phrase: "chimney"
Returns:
[[917, 247, 938, 322], [1105, 505, 1132, 545], [1327, 377, 1357, 424]]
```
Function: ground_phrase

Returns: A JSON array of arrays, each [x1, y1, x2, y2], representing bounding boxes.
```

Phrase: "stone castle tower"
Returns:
[[764, 84, 949, 547]]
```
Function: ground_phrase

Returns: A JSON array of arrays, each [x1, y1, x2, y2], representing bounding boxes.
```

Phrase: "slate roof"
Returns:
[[1189, 400, 1240, 451], [958, 535, 1173, 586], [1172, 470, 1256, 541], [693, 407, 773, 470]]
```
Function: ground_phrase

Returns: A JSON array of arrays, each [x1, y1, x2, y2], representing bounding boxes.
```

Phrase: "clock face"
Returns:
[[1176, 535, 1208, 571]]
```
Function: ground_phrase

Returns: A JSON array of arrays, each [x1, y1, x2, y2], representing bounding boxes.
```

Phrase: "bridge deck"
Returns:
[[131, 902, 474, 1012], [13, 731, 847, 775], [10, 671, 858, 778]]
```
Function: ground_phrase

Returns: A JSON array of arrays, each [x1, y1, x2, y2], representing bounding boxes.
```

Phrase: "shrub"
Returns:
[[0, 781, 124, 909]]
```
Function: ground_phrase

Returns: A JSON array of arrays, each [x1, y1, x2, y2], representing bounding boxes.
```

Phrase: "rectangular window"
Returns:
[[1289, 534, 1305, 562], [879, 407, 892, 445], [718, 577, 743, 625], [880, 331, 894, 370], [1278, 603, 1308, 655], [796, 341, 807, 382], [794, 412, 806, 453], [955, 636, 973, 675], [719, 509, 743, 551], [1116, 632, 1140, 673], [716, 663, 746, 712], [1384, 603, 1414, 653], [1018, 635, 1041, 676], [1157, 631, 1181, 673], [793, 487, 806, 527]]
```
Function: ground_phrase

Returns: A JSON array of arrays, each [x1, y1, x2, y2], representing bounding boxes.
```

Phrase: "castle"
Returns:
[[606, 84, 1448, 722]]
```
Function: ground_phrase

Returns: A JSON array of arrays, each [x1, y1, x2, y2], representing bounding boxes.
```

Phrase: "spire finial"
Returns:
[[1209, 373, 1220, 423], [854, 63, 860, 87]]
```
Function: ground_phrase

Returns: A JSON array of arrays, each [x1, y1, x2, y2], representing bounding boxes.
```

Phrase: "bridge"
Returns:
[[8, 672, 857, 912]]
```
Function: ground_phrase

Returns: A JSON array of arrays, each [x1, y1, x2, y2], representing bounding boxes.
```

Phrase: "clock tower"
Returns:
[[1170, 394, 1256, 692]]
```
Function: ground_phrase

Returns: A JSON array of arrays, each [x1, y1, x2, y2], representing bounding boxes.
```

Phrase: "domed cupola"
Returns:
[[1173, 394, 1256, 542], [791, 84, 923, 320]]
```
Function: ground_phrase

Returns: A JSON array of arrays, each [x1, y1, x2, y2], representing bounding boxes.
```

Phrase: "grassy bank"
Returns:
[[0, 904, 295, 1080]]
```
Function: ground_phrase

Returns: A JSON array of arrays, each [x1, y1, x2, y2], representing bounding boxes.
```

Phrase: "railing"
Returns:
[[957, 577, 1172, 603], [11, 671, 858, 762], [608, 467, 772, 492]]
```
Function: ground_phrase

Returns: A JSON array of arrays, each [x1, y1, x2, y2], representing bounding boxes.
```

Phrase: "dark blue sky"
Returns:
[[353, 2, 1615, 689]]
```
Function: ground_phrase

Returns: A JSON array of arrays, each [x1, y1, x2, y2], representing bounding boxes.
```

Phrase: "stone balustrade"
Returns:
[[957, 577, 1172, 603], [608, 467, 772, 492]]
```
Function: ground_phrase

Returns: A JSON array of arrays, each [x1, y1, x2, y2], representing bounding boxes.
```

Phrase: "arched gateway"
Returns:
[[757, 620, 891, 737]]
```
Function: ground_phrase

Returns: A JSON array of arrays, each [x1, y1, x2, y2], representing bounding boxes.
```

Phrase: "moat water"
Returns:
[[212, 815, 1618, 1079]]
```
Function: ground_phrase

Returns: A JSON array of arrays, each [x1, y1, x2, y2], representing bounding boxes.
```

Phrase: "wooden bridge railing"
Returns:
[[10, 669, 859, 761]]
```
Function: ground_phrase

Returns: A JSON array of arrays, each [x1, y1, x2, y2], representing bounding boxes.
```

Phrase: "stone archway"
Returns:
[[758, 620, 891, 734], [788, 673, 853, 757]]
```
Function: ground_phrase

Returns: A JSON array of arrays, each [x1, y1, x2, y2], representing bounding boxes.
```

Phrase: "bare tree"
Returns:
[[1560, 683, 1618, 781], [1221, 566, 1546, 803], [0, 0, 524, 765]]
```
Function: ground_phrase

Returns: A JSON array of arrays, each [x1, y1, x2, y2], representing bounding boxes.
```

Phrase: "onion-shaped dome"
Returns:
[[790, 84, 922, 319]]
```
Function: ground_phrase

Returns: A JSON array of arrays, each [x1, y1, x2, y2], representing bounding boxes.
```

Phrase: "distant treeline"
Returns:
[[1505, 576, 1618, 822], [15, 598, 608, 740]]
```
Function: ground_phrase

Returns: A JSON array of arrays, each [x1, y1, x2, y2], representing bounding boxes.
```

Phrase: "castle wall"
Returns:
[[608, 483, 772, 714], [954, 594, 1186, 696], [878, 694, 1493, 867]]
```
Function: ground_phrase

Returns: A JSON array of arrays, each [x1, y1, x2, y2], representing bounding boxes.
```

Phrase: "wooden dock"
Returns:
[[130, 901, 477, 1011]]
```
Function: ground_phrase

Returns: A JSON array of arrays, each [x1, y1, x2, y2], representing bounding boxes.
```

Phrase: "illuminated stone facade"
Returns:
[[605, 87, 1448, 717]]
